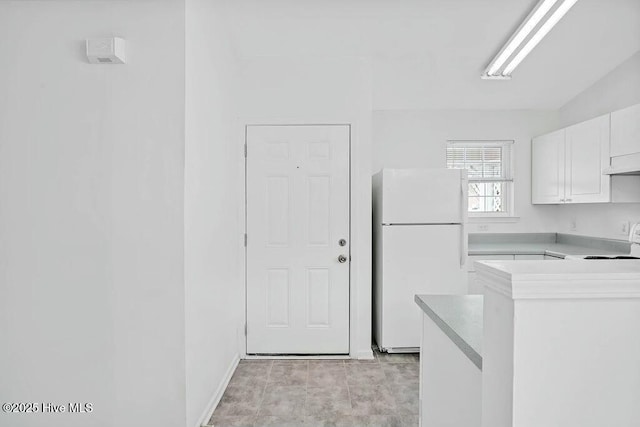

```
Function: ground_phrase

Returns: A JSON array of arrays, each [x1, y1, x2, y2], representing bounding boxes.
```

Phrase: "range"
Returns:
[[583, 255, 640, 260]]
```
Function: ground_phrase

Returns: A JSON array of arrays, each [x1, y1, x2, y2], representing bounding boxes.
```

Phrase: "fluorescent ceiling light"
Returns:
[[483, 0, 579, 79], [502, 0, 579, 75], [486, 0, 558, 76]]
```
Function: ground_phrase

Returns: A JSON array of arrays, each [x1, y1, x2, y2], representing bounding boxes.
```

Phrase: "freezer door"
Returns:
[[379, 224, 467, 350], [380, 169, 466, 224]]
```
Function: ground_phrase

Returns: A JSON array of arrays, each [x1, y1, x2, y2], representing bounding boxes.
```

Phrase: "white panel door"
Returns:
[[565, 114, 611, 203], [531, 129, 566, 204], [246, 125, 350, 354]]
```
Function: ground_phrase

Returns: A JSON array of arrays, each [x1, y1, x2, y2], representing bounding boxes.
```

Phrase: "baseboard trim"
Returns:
[[355, 348, 375, 360], [197, 354, 240, 427], [245, 354, 349, 360]]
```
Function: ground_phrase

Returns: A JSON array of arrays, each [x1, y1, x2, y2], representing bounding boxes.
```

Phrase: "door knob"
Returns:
[[338, 255, 348, 263]]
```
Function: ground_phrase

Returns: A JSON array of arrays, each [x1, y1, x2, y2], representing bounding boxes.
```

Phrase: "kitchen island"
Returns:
[[466, 233, 632, 293], [478, 259, 640, 427], [417, 260, 640, 427]]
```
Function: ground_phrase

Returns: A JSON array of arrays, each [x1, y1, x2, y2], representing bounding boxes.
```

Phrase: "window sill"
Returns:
[[468, 216, 520, 223]]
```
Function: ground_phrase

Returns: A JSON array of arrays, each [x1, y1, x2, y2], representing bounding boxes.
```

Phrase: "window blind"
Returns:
[[445, 144, 512, 182], [446, 141, 513, 214]]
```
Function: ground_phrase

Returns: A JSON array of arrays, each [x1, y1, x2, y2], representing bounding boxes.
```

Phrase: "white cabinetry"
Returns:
[[532, 114, 610, 204], [611, 103, 640, 158], [565, 115, 611, 203], [609, 103, 640, 174], [531, 129, 565, 204]]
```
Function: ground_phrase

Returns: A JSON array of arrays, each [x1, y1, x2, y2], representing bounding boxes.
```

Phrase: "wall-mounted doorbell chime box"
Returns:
[[86, 37, 126, 64]]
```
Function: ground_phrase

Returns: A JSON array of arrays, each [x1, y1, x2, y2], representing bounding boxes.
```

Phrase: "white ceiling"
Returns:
[[222, 0, 640, 110]]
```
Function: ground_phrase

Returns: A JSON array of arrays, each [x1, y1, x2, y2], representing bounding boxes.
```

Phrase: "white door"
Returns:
[[531, 129, 566, 204], [246, 125, 350, 354], [565, 114, 611, 203]]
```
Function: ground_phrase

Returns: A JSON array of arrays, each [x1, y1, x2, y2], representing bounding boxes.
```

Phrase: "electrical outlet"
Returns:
[[620, 221, 630, 235], [569, 217, 577, 231]]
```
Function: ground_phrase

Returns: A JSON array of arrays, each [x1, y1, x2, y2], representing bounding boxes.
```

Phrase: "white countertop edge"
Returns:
[[476, 262, 640, 300], [414, 295, 483, 370], [468, 247, 628, 257]]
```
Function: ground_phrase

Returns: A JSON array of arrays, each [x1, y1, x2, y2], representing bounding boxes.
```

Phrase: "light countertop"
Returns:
[[468, 242, 627, 257], [414, 295, 483, 370], [468, 233, 630, 257]]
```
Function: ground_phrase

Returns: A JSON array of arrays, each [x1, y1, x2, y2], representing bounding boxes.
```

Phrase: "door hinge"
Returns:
[[244, 233, 247, 247], [244, 324, 247, 336], [244, 143, 247, 158]]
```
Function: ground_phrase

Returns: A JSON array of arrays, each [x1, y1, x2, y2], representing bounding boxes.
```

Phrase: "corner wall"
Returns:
[[185, 1, 242, 426]]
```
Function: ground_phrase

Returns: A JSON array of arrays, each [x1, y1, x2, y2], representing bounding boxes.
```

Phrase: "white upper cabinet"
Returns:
[[565, 114, 611, 203], [611, 103, 640, 158], [532, 114, 610, 205], [532, 129, 565, 204]]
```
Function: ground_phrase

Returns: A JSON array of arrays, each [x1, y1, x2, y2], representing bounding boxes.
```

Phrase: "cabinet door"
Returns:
[[565, 114, 610, 203], [532, 129, 565, 204], [611, 103, 640, 158]]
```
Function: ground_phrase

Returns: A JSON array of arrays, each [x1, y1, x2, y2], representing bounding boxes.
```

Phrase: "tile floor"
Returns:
[[208, 349, 420, 427]]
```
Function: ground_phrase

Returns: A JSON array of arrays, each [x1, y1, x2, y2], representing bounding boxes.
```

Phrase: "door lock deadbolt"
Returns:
[[339, 239, 347, 246]]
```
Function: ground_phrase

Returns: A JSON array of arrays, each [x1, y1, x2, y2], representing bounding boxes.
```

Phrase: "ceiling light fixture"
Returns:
[[482, 0, 579, 79]]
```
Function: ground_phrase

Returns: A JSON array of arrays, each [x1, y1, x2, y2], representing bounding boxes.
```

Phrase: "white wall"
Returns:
[[559, 52, 640, 127], [0, 2, 187, 426], [236, 56, 374, 358], [553, 51, 640, 239], [373, 109, 560, 233], [185, 0, 242, 426]]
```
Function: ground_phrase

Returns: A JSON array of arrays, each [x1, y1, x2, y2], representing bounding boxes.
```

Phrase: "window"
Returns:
[[446, 140, 513, 216]]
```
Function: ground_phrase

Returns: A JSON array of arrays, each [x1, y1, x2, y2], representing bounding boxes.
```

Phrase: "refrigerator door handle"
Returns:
[[460, 173, 468, 267], [460, 223, 467, 267]]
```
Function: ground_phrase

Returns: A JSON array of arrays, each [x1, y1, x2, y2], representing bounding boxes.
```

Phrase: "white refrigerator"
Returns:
[[373, 168, 468, 352]]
